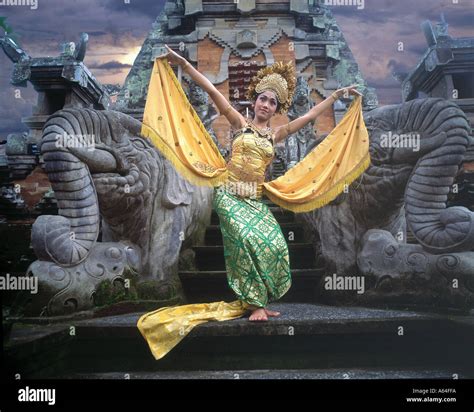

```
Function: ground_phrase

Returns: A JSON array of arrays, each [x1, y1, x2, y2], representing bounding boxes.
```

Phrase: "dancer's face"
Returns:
[[253, 91, 278, 123]]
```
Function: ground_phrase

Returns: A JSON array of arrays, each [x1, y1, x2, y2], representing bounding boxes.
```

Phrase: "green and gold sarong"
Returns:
[[212, 186, 291, 308]]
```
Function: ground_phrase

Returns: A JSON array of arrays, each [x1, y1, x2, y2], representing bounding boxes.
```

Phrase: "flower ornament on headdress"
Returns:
[[246, 61, 297, 114]]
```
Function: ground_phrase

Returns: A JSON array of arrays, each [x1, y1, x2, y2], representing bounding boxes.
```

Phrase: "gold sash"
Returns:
[[141, 59, 229, 188], [140, 59, 370, 213], [263, 96, 370, 212], [137, 300, 249, 360]]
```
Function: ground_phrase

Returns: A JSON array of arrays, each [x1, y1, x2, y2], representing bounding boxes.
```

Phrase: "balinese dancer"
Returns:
[[137, 45, 369, 360]]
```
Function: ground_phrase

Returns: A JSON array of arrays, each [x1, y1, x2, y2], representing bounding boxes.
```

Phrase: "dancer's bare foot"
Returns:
[[249, 307, 268, 321], [264, 308, 280, 317]]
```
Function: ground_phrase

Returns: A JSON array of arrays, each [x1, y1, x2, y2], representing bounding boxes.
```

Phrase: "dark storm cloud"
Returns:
[[365, 76, 404, 105], [103, 0, 166, 17], [88, 31, 108, 37], [366, 77, 402, 88], [435, 7, 474, 33], [0, 0, 163, 50], [0, 82, 36, 136], [0, 0, 166, 135], [406, 43, 428, 56], [387, 59, 412, 75], [328, 4, 392, 24], [0, 0, 472, 136], [329, 0, 472, 29], [329, 0, 472, 105], [88, 60, 133, 70]]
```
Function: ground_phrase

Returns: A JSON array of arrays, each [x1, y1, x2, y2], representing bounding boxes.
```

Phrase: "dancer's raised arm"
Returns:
[[273, 86, 362, 144], [159, 45, 246, 130]]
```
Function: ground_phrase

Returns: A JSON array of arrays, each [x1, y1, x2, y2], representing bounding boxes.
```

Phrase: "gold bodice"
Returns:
[[224, 122, 275, 200]]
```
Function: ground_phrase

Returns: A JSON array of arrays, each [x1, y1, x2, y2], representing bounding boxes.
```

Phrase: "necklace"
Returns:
[[248, 120, 273, 138]]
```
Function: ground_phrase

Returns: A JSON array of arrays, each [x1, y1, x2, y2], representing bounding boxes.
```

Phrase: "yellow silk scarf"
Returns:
[[141, 59, 229, 188], [140, 58, 370, 213], [263, 96, 370, 212], [137, 300, 249, 360]]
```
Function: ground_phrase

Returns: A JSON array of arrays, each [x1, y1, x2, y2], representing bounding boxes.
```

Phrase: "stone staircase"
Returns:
[[5, 303, 474, 380], [4, 196, 474, 379]]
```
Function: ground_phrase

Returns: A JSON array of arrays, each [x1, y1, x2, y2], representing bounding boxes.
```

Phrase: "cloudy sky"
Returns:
[[0, 0, 472, 137]]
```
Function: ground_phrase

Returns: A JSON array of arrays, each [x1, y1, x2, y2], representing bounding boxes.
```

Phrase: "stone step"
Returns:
[[193, 243, 315, 270], [6, 303, 474, 378], [65, 367, 464, 380], [211, 206, 295, 224], [179, 268, 325, 303], [204, 222, 307, 245]]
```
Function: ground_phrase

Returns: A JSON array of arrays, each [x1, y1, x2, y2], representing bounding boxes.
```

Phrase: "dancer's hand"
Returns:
[[336, 84, 363, 98], [157, 44, 187, 67]]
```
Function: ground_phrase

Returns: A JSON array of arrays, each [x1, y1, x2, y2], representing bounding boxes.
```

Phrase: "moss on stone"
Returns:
[[93, 267, 183, 308], [134, 278, 181, 301]]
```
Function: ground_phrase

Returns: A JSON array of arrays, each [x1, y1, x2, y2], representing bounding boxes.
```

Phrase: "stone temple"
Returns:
[[1, 1, 474, 379]]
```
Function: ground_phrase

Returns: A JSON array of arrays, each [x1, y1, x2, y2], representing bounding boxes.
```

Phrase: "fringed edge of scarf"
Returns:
[[141, 123, 229, 188], [263, 153, 371, 213]]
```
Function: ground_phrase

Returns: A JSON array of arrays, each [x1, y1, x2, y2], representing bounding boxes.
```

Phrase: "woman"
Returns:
[[160, 45, 361, 321], [137, 45, 369, 359]]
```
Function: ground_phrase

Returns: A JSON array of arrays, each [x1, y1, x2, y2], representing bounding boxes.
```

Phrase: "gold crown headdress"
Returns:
[[246, 61, 296, 114]]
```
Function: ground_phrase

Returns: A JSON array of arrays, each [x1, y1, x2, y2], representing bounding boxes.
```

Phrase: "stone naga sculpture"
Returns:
[[27, 108, 212, 315], [301, 98, 474, 308]]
